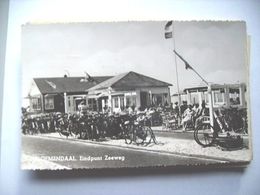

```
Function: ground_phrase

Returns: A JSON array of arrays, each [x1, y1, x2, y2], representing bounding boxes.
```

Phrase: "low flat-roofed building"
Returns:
[[87, 71, 172, 113], [27, 71, 172, 113], [171, 83, 247, 109], [27, 75, 112, 113]]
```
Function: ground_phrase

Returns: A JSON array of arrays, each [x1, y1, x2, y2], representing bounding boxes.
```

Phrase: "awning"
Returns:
[[74, 97, 85, 100], [44, 94, 57, 97], [24, 95, 41, 99], [97, 92, 108, 98], [87, 92, 108, 99]]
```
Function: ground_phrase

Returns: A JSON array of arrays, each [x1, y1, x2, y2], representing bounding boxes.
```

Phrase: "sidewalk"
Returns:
[[36, 130, 252, 163]]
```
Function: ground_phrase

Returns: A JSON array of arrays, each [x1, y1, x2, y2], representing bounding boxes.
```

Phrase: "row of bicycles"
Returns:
[[21, 111, 158, 146], [21, 106, 247, 149]]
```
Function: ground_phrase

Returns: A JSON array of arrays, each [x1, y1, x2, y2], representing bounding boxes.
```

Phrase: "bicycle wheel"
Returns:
[[135, 127, 145, 145], [69, 125, 78, 138], [79, 128, 88, 139], [124, 125, 133, 144], [58, 127, 70, 138], [141, 126, 152, 146], [194, 123, 216, 147], [150, 128, 158, 145]]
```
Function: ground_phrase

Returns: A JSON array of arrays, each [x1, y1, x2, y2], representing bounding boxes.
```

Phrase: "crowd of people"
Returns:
[[171, 100, 209, 131]]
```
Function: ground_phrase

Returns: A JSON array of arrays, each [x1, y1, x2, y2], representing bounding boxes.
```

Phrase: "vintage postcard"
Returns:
[[21, 21, 251, 170]]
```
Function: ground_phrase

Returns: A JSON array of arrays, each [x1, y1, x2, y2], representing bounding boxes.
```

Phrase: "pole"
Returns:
[[172, 22, 182, 120], [173, 50, 209, 86], [189, 68, 209, 86], [207, 84, 214, 128], [173, 49, 214, 128], [64, 92, 67, 113]]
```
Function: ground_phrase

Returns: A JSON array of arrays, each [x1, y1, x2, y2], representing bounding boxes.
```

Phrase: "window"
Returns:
[[114, 97, 119, 108], [68, 97, 71, 107], [126, 97, 131, 107], [31, 97, 41, 110], [120, 96, 125, 110], [87, 98, 98, 111], [202, 92, 209, 104], [213, 89, 225, 105], [156, 95, 162, 106], [126, 95, 136, 107], [45, 97, 54, 110], [104, 99, 108, 108], [93, 99, 97, 111], [152, 94, 163, 106], [190, 93, 199, 104], [88, 99, 93, 110], [229, 88, 241, 105]]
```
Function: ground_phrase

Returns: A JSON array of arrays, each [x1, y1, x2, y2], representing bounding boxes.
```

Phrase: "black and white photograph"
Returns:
[[21, 21, 251, 170]]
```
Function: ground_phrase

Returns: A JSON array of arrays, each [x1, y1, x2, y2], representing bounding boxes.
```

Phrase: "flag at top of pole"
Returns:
[[165, 21, 173, 39]]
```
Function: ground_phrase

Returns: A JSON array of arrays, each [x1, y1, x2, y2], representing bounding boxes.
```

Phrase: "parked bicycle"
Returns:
[[55, 113, 73, 138], [194, 108, 244, 148], [123, 113, 158, 146], [161, 112, 179, 130]]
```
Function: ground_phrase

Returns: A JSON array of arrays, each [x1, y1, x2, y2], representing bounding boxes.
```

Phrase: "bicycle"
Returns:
[[194, 109, 244, 148], [162, 112, 179, 130], [124, 113, 158, 146], [55, 113, 76, 138]]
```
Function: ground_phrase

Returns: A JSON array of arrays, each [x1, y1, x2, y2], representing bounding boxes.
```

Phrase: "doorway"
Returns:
[[140, 91, 148, 110]]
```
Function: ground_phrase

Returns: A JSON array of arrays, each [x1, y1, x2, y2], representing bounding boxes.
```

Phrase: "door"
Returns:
[[140, 91, 148, 110]]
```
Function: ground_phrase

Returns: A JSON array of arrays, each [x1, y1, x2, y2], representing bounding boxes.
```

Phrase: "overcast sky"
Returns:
[[21, 21, 247, 97]]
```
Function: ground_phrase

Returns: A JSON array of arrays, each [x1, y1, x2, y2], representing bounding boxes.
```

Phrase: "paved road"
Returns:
[[22, 135, 224, 169]]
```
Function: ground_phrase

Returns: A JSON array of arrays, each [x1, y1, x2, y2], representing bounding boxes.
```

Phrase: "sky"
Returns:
[[21, 21, 247, 98]]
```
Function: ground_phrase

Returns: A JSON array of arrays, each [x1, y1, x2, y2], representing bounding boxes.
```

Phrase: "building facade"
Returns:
[[27, 76, 111, 113], [27, 71, 172, 114], [87, 71, 172, 113], [171, 83, 247, 109]]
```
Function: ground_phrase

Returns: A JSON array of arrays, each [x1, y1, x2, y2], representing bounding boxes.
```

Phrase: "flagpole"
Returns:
[[173, 50, 209, 86], [172, 22, 182, 116], [173, 49, 215, 129], [189, 67, 209, 86]]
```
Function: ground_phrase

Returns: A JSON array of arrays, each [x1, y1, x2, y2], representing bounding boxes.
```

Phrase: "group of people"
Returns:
[[173, 101, 209, 131]]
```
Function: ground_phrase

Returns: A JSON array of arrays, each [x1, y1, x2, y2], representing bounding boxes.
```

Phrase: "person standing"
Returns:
[[181, 105, 194, 131], [195, 101, 207, 128]]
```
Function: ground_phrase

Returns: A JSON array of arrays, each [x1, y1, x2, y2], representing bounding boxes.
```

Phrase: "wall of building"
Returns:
[[110, 86, 171, 113], [172, 83, 247, 109]]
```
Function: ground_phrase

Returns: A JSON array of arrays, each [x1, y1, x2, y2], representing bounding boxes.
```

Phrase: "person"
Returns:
[[172, 102, 180, 126], [181, 105, 194, 131], [136, 106, 144, 115], [192, 103, 199, 113], [157, 104, 163, 112], [180, 101, 188, 116], [194, 101, 208, 128], [173, 102, 179, 114], [103, 105, 108, 113], [127, 105, 134, 115], [192, 104, 199, 122], [131, 104, 136, 113], [78, 100, 86, 112]]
